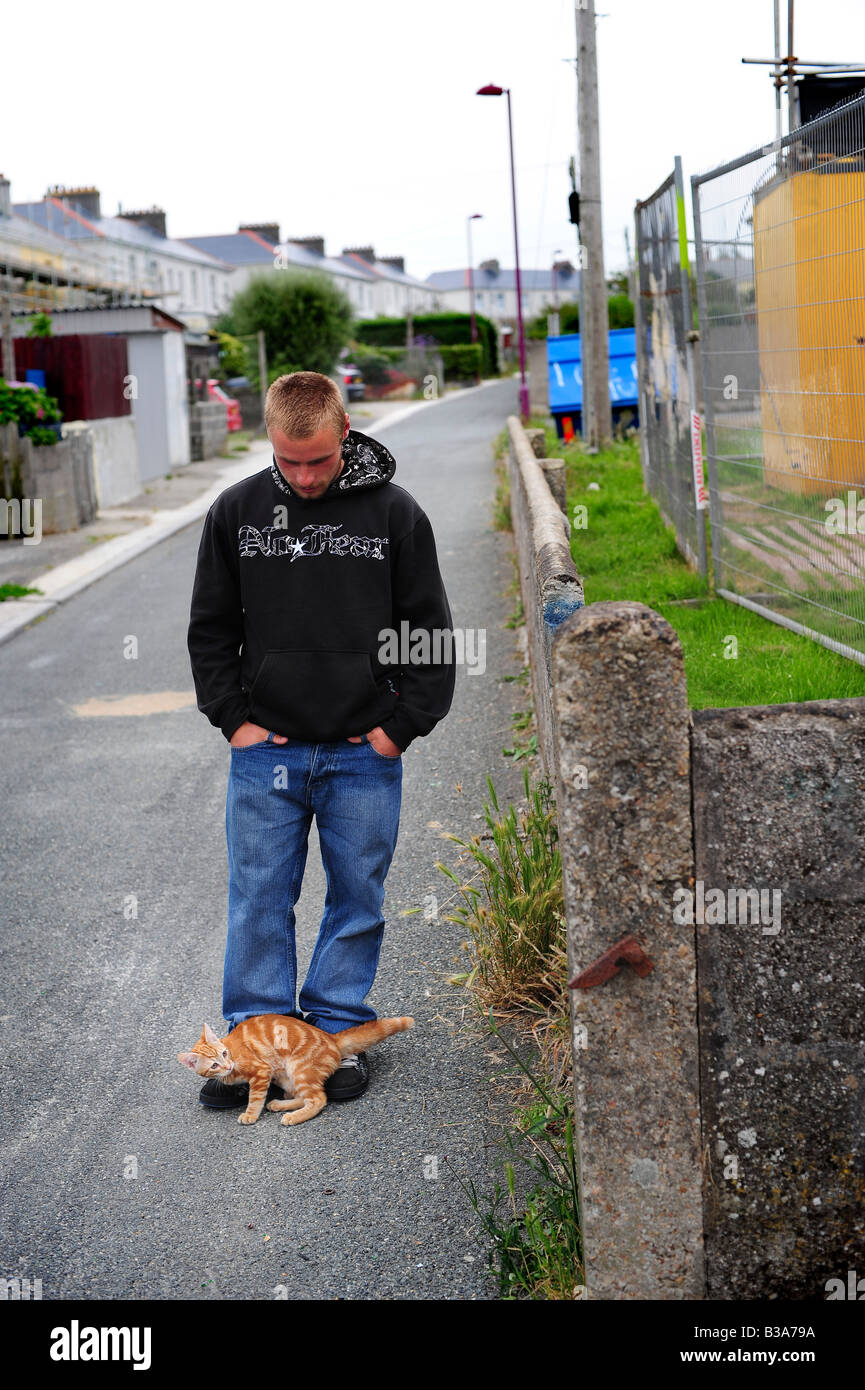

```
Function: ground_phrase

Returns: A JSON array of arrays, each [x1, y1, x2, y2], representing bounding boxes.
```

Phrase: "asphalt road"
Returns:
[[0, 377, 535, 1301]]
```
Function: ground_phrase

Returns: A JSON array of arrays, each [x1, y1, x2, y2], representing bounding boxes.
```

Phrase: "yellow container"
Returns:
[[753, 161, 865, 496]]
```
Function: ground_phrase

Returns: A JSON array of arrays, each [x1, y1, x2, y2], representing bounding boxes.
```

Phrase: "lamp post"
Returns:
[[466, 212, 483, 345], [476, 82, 530, 421], [550, 247, 562, 337]]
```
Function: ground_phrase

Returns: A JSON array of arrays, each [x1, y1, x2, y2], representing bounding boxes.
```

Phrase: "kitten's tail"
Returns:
[[334, 1016, 414, 1058]]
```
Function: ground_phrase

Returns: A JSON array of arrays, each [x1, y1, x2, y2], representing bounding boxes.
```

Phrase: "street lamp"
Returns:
[[551, 249, 563, 311], [476, 82, 530, 421], [466, 213, 483, 346]]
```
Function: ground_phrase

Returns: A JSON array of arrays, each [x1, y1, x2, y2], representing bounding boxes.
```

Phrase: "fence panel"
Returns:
[[635, 160, 707, 575], [692, 92, 865, 663]]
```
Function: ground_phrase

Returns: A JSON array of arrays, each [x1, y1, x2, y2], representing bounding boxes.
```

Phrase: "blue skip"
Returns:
[[547, 328, 639, 439]]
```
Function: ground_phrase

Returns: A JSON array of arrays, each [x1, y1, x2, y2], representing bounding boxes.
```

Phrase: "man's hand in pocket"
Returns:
[[230, 721, 288, 748], [346, 726, 401, 757]]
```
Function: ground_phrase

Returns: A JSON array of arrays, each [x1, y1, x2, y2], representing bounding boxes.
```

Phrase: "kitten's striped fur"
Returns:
[[178, 1014, 414, 1126]]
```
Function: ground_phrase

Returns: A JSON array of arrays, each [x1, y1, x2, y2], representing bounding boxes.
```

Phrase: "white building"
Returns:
[[11, 184, 233, 332], [182, 227, 435, 321], [427, 258, 580, 325]]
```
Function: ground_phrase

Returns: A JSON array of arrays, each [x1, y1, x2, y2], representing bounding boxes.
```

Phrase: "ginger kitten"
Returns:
[[178, 1014, 414, 1126]]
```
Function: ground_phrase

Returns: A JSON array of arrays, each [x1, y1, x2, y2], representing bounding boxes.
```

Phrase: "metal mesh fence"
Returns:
[[635, 159, 708, 574], [692, 91, 865, 663]]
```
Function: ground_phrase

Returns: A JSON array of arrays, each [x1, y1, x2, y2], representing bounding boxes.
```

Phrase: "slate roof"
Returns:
[[183, 231, 374, 281], [13, 198, 226, 267], [426, 266, 580, 291]]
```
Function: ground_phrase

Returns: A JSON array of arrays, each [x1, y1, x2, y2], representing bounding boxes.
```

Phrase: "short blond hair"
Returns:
[[265, 371, 345, 441]]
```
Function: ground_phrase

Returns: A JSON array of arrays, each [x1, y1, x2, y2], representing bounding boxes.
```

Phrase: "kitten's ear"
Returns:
[[177, 1051, 200, 1072], [203, 1022, 223, 1046]]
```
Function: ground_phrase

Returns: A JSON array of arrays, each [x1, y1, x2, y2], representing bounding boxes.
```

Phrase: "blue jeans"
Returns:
[[223, 731, 403, 1036]]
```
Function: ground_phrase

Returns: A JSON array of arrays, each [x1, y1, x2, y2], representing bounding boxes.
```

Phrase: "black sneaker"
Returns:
[[324, 1052, 369, 1102], [199, 1079, 283, 1109]]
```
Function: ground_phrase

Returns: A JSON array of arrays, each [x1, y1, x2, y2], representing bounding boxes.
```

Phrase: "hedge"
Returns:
[[354, 313, 498, 375], [438, 343, 483, 379]]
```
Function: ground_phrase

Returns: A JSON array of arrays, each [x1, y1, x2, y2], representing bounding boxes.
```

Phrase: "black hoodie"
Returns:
[[187, 428, 455, 752]]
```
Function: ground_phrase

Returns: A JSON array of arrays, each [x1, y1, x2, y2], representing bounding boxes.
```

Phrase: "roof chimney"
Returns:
[[118, 206, 167, 237], [288, 236, 325, 257], [47, 184, 102, 219], [239, 222, 280, 245], [342, 245, 376, 263], [479, 258, 500, 274], [379, 255, 405, 273], [0, 173, 11, 220]]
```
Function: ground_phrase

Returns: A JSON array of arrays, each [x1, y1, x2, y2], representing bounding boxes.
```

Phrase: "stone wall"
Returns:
[[62, 416, 140, 509], [190, 401, 229, 462], [1, 422, 96, 534], [692, 700, 865, 1298], [505, 415, 583, 786]]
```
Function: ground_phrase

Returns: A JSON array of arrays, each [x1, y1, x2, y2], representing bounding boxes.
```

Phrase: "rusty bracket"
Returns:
[[568, 933, 655, 990]]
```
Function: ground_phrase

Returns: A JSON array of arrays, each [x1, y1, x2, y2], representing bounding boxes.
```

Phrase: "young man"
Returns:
[[187, 371, 455, 1104]]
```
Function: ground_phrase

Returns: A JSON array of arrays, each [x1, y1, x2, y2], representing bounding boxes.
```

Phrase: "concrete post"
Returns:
[[524, 426, 547, 458], [539, 458, 567, 514], [551, 600, 704, 1298]]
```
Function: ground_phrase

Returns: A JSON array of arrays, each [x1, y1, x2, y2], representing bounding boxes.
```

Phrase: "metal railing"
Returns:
[[634, 158, 708, 575], [691, 91, 865, 663]]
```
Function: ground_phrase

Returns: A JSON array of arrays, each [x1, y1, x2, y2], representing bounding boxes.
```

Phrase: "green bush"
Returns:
[[0, 377, 61, 445], [355, 312, 499, 375], [346, 342, 394, 386], [439, 343, 483, 380], [27, 313, 53, 338], [607, 294, 634, 329], [215, 331, 250, 379], [26, 425, 60, 446], [526, 295, 634, 338], [216, 271, 353, 383], [526, 301, 579, 339]]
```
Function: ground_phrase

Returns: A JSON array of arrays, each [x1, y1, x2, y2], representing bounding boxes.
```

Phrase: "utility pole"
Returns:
[[787, 0, 798, 132], [575, 0, 612, 448]]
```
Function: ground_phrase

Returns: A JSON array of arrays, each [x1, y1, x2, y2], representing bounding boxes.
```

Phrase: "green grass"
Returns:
[[436, 769, 565, 1011], [0, 582, 42, 602], [222, 427, 254, 455], [542, 431, 865, 709]]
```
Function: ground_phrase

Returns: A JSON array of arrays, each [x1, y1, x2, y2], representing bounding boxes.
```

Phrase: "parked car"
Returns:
[[192, 378, 243, 431], [340, 364, 366, 401]]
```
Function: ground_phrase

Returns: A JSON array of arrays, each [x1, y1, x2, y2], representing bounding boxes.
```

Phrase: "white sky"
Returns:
[[2, 0, 863, 286]]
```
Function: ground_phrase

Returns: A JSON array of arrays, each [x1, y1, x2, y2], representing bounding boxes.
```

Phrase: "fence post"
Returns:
[[689, 176, 723, 591], [632, 206, 653, 498], [552, 600, 705, 1299], [675, 155, 708, 578]]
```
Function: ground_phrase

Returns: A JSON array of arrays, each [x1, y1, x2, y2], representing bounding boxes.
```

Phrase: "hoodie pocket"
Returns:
[[248, 648, 387, 741]]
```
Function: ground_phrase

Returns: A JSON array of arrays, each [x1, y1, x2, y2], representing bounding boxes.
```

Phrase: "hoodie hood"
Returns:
[[269, 428, 396, 503]]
